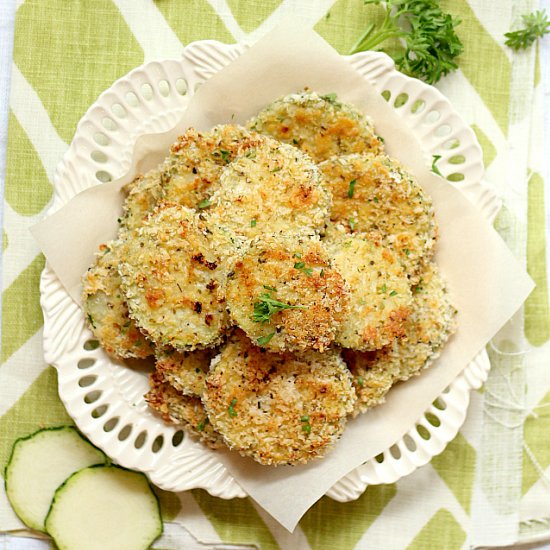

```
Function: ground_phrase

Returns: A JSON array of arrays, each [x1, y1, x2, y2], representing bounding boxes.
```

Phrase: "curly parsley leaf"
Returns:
[[504, 10, 550, 50], [251, 292, 306, 324], [349, 0, 464, 84]]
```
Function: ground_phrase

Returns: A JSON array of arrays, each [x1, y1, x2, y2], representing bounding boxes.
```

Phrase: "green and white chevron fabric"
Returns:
[[1, 1, 549, 548]]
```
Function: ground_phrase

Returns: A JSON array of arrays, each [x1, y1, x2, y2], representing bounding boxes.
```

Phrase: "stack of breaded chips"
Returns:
[[82, 92, 456, 466]]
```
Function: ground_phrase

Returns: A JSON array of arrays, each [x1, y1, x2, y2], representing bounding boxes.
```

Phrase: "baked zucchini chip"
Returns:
[[203, 331, 356, 465], [119, 204, 230, 350], [248, 91, 384, 162]]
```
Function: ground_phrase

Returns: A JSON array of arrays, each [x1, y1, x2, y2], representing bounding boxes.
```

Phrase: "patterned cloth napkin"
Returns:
[[1, 0, 549, 548]]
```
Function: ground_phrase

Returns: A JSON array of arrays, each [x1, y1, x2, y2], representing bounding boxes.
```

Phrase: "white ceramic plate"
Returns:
[[40, 41, 499, 502]]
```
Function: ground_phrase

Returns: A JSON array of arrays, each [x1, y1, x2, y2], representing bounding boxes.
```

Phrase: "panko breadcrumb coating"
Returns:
[[119, 204, 230, 350], [146, 371, 224, 449], [122, 172, 165, 231], [155, 347, 215, 396], [248, 91, 384, 162], [205, 138, 332, 255], [202, 331, 356, 465], [82, 240, 153, 359], [120, 125, 263, 230], [319, 154, 437, 276], [344, 263, 457, 415], [225, 234, 349, 352], [162, 125, 264, 207], [326, 233, 413, 351]]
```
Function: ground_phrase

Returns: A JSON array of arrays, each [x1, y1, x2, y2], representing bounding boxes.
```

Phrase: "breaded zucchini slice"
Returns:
[[82, 241, 153, 359], [319, 154, 437, 275], [146, 372, 224, 449], [226, 234, 349, 352], [203, 331, 356, 465], [248, 91, 384, 162], [205, 138, 331, 255], [161, 124, 264, 208], [155, 347, 214, 396], [119, 204, 230, 350], [122, 171, 165, 231], [345, 262, 457, 415], [326, 233, 412, 351], [120, 125, 263, 230]]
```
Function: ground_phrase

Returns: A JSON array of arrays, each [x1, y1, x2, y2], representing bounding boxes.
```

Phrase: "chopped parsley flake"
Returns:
[[271, 166, 282, 173], [389, 290, 398, 297], [349, 218, 357, 230], [404, 249, 411, 256], [348, 179, 357, 198], [321, 92, 338, 103], [294, 261, 313, 277], [357, 376, 364, 388], [263, 284, 277, 291], [257, 332, 276, 346], [250, 219, 257, 227], [373, 196, 379, 203], [220, 149, 231, 163], [320, 269, 325, 278], [197, 418, 209, 431], [300, 415, 309, 422], [198, 198, 212, 209], [87, 314, 96, 329], [292, 138, 299, 145], [301, 424, 312, 434], [252, 292, 306, 324], [380, 283, 387, 293], [228, 398, 238, 417]]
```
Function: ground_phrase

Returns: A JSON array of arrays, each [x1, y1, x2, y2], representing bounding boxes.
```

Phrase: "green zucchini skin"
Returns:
[[44, 464, 163, 550], [5, 426, 106, 532]]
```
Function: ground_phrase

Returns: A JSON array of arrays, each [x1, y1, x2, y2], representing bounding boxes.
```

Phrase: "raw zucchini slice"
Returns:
[[45, 465, 162, 550], [5, 426, 105, 532]]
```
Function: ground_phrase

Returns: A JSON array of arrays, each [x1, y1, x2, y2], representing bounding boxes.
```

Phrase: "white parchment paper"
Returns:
[[31, 23, 534, 532]]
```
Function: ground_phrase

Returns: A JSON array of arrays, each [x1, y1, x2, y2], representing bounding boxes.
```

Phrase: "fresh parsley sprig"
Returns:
[[251, 292, 306, 324], [504, 10, 550, 50], [350, 0, 464, 84]]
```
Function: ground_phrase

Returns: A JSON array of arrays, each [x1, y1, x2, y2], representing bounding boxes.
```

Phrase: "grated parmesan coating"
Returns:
[[344, 262, 458, 415], [326, 232, 413, 351], [122, 172, 165, 231], [225, 234, 349, 352], [204, 138, 332, 256], [162, 124, 265, 207], [146, 371, 224, 449], [202, 330, 356, 465], [155, 347, 215, 396], [247, 91, 384, 162], [120, 125, 264, 230], [119, 203, 230, 350], [319, 154, 437, 277], [82, 240, 153, 359]]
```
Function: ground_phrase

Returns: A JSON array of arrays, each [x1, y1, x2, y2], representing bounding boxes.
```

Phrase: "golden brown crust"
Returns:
[[225, 234, 349, 352], [146, 371, 224, 449], [155, 347, 215, 396], [345, 262, 458, 415], [119, 204, 230, 350], [82, 241, 154, 359], [248, 91, 384, 162], [202, 331, 356, 465], [205, 138, 332, 256], [326, 233, 413, 351], [319, 154, 437, 277]]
